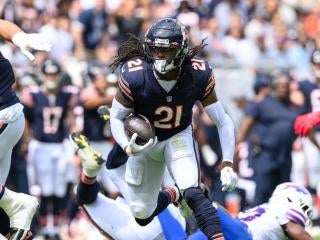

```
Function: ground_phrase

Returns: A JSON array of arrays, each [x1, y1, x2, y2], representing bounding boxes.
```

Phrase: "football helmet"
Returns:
[[41, 59, 62, 90], [144, 18, 189, 74], [270, 182, 313, 224]]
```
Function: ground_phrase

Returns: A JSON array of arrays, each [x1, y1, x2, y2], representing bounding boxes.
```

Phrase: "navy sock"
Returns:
[[77, 179, 100, 205], [184, 187, 224, 239]]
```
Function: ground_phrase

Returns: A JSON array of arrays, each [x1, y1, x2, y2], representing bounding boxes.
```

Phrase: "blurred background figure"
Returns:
[[79, 62, 119, 199], [21, 59, 80, 240]]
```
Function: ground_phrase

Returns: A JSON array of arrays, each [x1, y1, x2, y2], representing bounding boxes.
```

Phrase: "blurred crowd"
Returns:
[[1, 0, 320, 239]]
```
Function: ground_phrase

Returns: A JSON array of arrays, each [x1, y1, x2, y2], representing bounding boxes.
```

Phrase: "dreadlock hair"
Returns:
[[109, 34, 145, 72], [185, 38, 207, 61], [109, 33, 208, 72]]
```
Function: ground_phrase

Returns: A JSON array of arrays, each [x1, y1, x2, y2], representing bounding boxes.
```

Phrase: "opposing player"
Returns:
[[74, 18, 237, 240], [221, 182, 313, 240], [21, 59, 79, 239], [294, 49, 320, 190], [0, 19, 51, 239]]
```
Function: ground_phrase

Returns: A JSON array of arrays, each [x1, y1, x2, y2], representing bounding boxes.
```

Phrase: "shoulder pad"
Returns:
[[120, 57, 149, 85], [189, 57, 212, 79]]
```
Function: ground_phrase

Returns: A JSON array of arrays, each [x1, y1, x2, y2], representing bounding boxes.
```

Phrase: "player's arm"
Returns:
[[0, 19, 51, 61], [80, 88, 114, 110], [282, 221, 313, 240], [201, 89, 237, 191], [0, 19, 23, 41], [110, 82, 155, 156]]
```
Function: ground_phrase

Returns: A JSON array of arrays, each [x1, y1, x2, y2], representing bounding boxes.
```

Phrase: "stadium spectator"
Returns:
[[237, 73, 303, 205]]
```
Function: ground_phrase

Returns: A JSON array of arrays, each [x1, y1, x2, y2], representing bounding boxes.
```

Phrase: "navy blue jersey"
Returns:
[[0, 52, 19, 110], [22, 86, 79, 142], [80, 87, 112, 141], [297, 80, 320, 113], [118, 57, 215, 141], [245, 96, 303, 168]]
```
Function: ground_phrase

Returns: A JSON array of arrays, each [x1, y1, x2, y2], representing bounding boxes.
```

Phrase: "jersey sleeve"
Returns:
[[244, 101, 259, 119], [194, 59, 215, 101], [201, 71, 216, 100], [118, 58, 143, 102]]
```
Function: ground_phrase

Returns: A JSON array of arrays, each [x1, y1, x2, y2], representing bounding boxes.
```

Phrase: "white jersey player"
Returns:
[[233, 182, 313, 240], [0, 19, 51, 239]]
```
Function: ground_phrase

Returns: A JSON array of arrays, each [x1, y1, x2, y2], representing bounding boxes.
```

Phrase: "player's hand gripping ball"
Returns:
[[124, 114, 155, 145]]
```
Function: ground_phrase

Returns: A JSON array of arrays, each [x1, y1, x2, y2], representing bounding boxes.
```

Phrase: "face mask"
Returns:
[[154, 59, 176, 74]]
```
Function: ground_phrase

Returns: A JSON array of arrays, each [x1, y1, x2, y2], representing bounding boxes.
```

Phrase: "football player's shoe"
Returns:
[[69, 132, 105, 178]]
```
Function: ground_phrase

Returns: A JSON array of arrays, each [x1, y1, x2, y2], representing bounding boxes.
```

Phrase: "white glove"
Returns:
[[12, 32, 52, 61], [124, 133, 157, 157], [220, 166, 238, 192]]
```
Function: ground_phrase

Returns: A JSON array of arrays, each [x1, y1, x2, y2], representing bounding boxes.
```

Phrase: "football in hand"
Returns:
[[124, 114, 155, 145]]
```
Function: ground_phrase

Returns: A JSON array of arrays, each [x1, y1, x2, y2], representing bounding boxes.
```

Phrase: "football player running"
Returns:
[[0, 19, 51, 239], [72, 18, 237, 240]]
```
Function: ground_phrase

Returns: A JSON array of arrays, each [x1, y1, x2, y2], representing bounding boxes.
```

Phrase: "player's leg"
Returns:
[[0, 115, 38, 237], [166, 126, 224, 240], [124, 143, 180, 226], [92, 141, 121, 199], [52, 146, 70, 238], [69, 133, 105, 205]]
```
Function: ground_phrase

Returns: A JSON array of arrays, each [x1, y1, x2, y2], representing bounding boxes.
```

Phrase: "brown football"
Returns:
[[124, 114, 155, 145]]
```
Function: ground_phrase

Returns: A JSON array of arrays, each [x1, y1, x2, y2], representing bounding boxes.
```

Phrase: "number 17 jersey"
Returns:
[[119, 57, 215, 141]]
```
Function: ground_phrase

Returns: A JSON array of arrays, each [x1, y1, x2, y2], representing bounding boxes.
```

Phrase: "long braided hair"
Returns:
[[109, 33, 207, 72]]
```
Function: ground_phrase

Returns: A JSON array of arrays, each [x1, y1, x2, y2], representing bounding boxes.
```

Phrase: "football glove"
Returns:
[[12, 32, 52, 61], [124, 133, 157, 157], [220, 166, 238, 192], [294, 111, 320, 137]]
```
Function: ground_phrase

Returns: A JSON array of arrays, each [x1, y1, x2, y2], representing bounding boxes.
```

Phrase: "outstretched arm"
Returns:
[[0, 19, 22, 41], [282, 221, 313, 240], [201, 90, 238, 192], [0, 19, 51, 61]]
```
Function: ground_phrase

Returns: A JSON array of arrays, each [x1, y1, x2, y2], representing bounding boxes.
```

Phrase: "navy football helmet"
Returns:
[[41, 59, 62, 90], [144, 18, 189, 74]]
